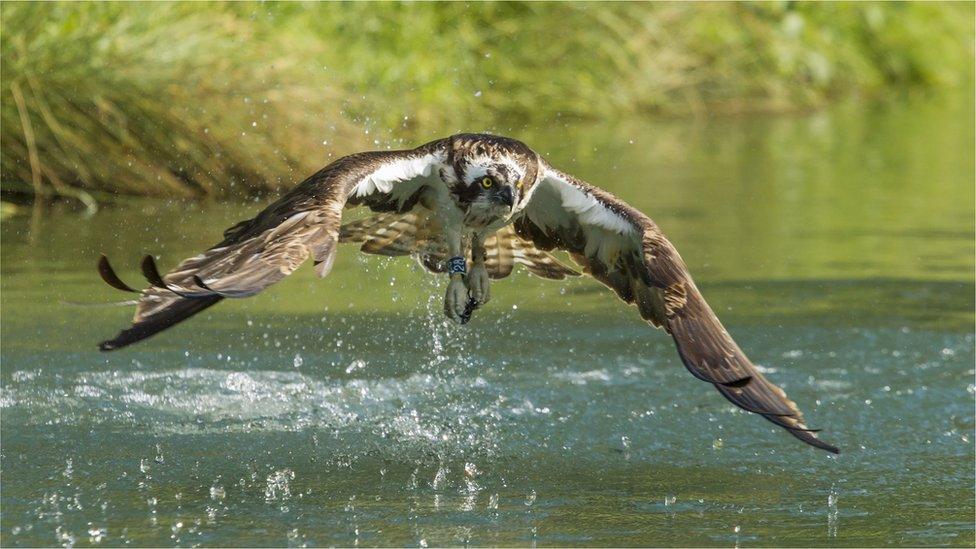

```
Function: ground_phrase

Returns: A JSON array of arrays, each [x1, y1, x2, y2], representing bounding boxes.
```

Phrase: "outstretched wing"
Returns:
[[515, 161, 838, 453], [98, 139, 449, 350]]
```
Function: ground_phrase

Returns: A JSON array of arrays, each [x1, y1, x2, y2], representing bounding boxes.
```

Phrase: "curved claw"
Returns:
[[460, 297, 479, 325], [98, 255, 140, 293]]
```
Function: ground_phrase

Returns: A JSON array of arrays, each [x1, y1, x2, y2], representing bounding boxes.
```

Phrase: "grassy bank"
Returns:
[[1, 1, 973, 202]]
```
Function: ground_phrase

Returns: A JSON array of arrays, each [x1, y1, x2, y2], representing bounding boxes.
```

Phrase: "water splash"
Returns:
[[827, 485, 839, 538], [265, 469, 295, 502]]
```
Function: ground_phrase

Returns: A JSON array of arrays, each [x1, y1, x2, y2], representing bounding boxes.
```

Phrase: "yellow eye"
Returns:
[[516, 179, 524, 191], [480, 177, 493, 189]]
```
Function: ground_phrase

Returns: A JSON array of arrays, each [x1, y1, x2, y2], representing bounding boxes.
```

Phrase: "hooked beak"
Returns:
[[496, 186, 514, 209]]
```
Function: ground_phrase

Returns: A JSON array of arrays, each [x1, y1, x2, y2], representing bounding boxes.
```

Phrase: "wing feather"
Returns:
[[98, 140, 449, 350], [338, 212, 399, 244], [337, 213, 577, 279], [517, 161, 837, 453], [512, 237, 580, 280]]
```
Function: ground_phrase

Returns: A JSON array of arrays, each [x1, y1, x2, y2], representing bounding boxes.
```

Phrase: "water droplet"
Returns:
[[87, 525, 106, 543], [345, 359, 366, 374], [827, 485, 839, 538], [265, 469, 295, 502], [432, 464, 448, 489]]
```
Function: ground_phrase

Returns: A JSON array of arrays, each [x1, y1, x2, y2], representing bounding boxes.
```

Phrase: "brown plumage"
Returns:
[[339, 215, 578, 280], [96, 133, 837, 454]]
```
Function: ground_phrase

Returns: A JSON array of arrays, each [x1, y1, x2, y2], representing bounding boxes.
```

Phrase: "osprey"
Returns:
[[97, 133, 838, 453]]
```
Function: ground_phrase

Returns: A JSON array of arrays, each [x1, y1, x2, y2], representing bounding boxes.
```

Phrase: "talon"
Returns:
[[460, 298, 478, 324]]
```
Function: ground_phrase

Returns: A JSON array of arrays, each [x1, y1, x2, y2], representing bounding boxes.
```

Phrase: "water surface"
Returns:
[[2, 94, 974, 546]]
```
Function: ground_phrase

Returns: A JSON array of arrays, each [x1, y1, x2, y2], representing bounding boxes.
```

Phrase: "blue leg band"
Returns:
[[448, 256, 466, 275]]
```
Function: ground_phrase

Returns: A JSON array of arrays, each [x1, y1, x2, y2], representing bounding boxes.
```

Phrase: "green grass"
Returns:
[[1, 1, 973, 202]]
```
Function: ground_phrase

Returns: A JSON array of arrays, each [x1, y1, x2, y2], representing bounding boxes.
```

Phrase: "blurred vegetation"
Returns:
[[1, 1, 973, 203]]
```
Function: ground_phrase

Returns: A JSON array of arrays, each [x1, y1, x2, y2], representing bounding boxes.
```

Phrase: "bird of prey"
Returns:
[[97, 133, 838, 453]]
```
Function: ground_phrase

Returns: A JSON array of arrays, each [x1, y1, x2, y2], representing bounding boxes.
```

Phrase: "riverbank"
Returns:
[[2, 2, 973, 202]]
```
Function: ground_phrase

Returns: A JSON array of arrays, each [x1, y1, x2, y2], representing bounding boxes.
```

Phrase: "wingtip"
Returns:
[[815, 441, 841, 454], [96, 294, 224, 352], [98, 334, 126, 351], [789, 428, 839, 454], [815, 435, 840, 454], [97, 254, 140, 293], [140, 254, 167, 288]]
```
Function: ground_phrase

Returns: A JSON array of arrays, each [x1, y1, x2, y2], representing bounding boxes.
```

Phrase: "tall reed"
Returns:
[[2, 2, 972, 201]]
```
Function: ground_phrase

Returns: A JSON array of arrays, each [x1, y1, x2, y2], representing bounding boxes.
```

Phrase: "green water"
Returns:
[[2, 93, 974, 547]]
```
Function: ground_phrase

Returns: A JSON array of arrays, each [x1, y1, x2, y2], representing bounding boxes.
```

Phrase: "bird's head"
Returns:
[[443, 134, 539, 224]]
